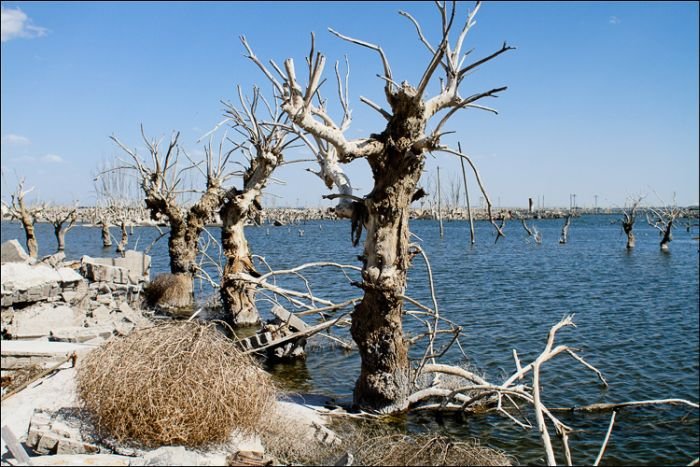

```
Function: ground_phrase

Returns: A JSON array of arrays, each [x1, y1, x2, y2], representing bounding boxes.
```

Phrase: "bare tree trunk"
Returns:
[[55, 227, 66, 252], [458, 145, 475, 245], [116, 220, 128, 254], [437, 166, 444, 238], [559, 215, 571, 244], [220, 201, 260, 326], [623, 222, 635, 249], [660, 220, 673, 251], [101, 221, 112, 247], [21, 214, 38, 258], [351, 145, 424, 412]]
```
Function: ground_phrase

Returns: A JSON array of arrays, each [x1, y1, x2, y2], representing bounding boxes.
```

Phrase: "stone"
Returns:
[[12, 304, 82, 339], [1, 340, 93, 369], [1, 239, 31, 264], [57, 267, 83, 285], [26, 409, 101, 456], [16, 454, 132, 465], [50, 325, 114, 343], [131, 446, 201, 466], [41, 252, 66, 268]]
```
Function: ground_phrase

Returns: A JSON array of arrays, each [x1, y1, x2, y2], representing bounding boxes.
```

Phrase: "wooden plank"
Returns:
[[270, 305, 309, 332], [1, 425, 32, 465]]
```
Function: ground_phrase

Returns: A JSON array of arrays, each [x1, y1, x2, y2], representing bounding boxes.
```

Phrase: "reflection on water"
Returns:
[[2, 215, 698, 464]]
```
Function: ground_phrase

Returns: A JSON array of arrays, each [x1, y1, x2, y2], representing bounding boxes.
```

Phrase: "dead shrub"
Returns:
[[76, 321, 276, 448], [353, 432, 512, 466], [143, 273, 193, 309]]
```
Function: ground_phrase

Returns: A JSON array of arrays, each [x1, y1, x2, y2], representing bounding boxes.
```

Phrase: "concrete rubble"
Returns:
[[0, 239, 343, 467], [1, 241, 151, 350]]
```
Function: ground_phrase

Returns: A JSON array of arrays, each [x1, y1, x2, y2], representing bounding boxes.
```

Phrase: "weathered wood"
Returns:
[[1, 425, 32, 465], [270, 305, 309, 332]]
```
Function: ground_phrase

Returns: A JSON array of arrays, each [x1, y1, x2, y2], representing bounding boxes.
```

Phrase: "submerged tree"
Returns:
[[621, 196, 643, 249], [217, 87, 295, 326], [45, 205, 78, 252], [245, 1, 511, 411], [559, 214, 572, 244], [3, 178, 42, 258], [110, 127, 229, 307], [647, 204, 683, 252]]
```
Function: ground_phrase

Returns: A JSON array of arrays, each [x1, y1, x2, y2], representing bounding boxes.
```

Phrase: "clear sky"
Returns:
[[1, 1, 698, 209]]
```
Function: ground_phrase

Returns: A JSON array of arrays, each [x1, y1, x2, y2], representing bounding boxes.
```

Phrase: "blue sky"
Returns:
[[1, 1, 698, 208]]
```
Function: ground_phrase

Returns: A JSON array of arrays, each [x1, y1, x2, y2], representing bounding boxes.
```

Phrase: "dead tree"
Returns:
[[45, 205, 78, 252], [647, 205, 683, 252], [93, 159, 137, 248], [621, 197, 643, 249], [244, 1, 511, 411], [115, 220, 128, 255], [217, 87, 295, 326], [559, 214, 572, 244], [3, 178, 42, 258], [458, 142, 475, 245], [110, 127, 228, 307]]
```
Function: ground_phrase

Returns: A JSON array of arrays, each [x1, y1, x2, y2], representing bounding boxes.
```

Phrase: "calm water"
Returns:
[[2, 215, 699, 465]]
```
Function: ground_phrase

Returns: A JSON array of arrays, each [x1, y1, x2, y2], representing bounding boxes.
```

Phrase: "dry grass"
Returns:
[[76, 321, 276, 448], [258, 415, 511, 466], [1, 364, 43, 394], [143, 273, 193, 309], [354, 432, 512, 466]]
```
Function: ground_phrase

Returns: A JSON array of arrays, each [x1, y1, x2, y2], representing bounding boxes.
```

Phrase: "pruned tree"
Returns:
[[217, 86, 296, 326], [45, 205, 78, 252], [93, 158, 138, 249], [621, 196, 643, 249], [110, 126, 229, 307], [647, 204, 683, 252], [2, 178, 43, 258], [244, 0, 511, 411]]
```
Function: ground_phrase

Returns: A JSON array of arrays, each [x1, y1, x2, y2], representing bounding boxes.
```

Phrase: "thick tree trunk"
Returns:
[[19, 213, 38, 258], [220, 200, 260, 327], [351, 142, 424, 412], [660, 220, 673, 251], [101, 222, 112, 247], [623, 222, 635, 249], [24, 223, 38, 258], [55, 227, 66, 252], [166, 220, 196, 306]]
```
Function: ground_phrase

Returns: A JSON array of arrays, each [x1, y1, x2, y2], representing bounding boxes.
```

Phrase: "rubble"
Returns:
[[1, 241, 152, 365]]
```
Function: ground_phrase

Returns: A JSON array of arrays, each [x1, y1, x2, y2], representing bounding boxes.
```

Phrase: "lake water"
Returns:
[[2, 215, 698, 465]]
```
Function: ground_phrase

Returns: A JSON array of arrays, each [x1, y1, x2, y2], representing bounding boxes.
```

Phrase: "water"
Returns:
[[2, 215, 698, 465]]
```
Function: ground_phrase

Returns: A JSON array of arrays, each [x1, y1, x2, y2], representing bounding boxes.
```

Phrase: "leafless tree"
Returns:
[[217, 86, 296, 326], [110, 126, 230, 307], [2, 178, 43, 258], [93, 158, 138, 248], [244, 1, 511, 411], [647, 203, 683, 252], [44, 205, 78, 252], [559, 214, 571, 244], [621, 196, 643, 249]]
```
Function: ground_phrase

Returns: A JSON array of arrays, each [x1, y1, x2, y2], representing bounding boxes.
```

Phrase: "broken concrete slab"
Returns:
[[80, 251, 150, 285], [9, 304, 83, 339], [41, 252, 66, 268], [12, 454, 132, 466], [27, 409, 101, 456], [129, 446, 228, 466], [0, 367, 79, 459], [50, 325, 114, 343], [1, 340, 96, 370], [1, 239, 31, 264]]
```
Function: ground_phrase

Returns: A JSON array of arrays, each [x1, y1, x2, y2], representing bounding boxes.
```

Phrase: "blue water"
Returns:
[[2, 215, 698, 465]]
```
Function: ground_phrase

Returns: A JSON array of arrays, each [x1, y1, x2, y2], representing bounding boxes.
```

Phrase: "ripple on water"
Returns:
[[2, 216, 698, 464]]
